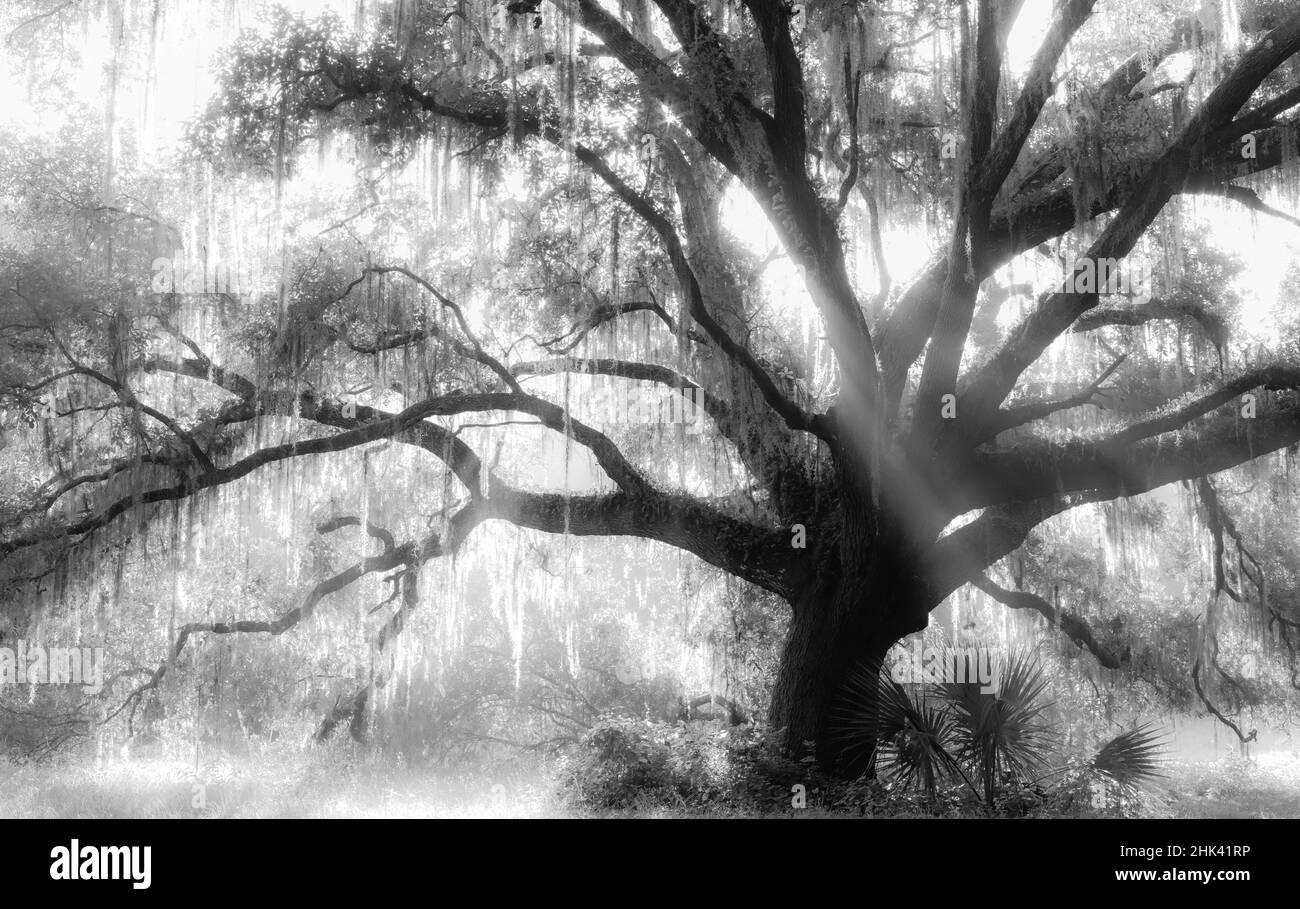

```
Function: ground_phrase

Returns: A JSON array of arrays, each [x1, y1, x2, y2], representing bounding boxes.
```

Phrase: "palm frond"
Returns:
[[828, 657, 960, 790], [1091, 723, 1167, 790], [937, 646, 1054, 803]]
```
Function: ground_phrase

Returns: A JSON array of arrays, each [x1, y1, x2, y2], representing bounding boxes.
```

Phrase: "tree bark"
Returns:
[[767, 505, 931, 775]]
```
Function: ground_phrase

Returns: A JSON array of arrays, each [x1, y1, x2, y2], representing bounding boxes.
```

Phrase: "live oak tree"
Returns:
[[5, 0, 1300, 772]]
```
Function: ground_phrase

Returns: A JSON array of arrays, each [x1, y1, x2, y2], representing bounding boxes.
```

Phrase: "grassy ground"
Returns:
[[0, 747, 556, 818], [1153, 753, 1300, 819], [3, 746, 1298, 818]]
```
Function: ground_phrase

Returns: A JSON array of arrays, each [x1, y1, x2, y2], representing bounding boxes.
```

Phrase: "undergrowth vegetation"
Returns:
[[2, 712, 1295, 818]]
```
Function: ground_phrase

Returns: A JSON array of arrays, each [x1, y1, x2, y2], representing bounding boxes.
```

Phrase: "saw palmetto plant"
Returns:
[[1089, 723, 1167, 792], [829, 647, 1162, 808]]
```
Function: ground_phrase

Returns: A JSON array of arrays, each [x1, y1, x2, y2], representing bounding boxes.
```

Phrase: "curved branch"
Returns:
[[1192, 657, 1257, 745], [972, 573, 1120, 669], [983, 352, 1127, 439], [15, 361, 801, 598], [511, 355, 727, 423], [923, 493, 1106, 604], [963, 374, 1300, 511], [105, 514, 427, 729], [1072, 297, 1227, 348]]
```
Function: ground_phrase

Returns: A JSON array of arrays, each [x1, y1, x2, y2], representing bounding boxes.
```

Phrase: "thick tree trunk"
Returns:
[[767, 383, 944, 775], [768, 532, 931, 776]]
